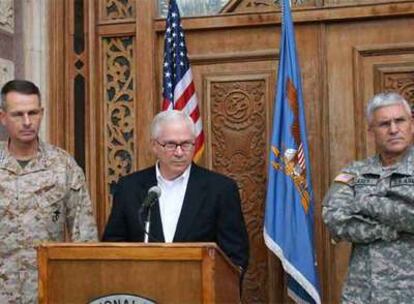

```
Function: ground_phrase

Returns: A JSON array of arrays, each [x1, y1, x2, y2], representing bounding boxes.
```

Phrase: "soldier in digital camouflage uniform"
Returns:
[[322, 92, 414, 304], [0, 80, 98, 303]]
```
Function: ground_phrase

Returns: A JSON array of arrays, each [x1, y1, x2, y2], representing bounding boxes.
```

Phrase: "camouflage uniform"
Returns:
[[322, 146, 414, 304], [0, 140, 98, 303]]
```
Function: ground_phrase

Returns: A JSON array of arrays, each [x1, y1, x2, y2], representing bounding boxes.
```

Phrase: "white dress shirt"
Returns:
[[156, 163, 191, 242]]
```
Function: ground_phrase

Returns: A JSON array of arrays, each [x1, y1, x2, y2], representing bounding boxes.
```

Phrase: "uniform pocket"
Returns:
[[32, 181, 66, 238]]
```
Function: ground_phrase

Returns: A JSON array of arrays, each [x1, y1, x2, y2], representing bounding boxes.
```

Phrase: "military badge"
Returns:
[[334, 173, 354, 184], [52, 209, 61, 222]]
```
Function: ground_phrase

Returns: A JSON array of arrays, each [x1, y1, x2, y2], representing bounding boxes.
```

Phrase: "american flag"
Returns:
[[162, 0, 204, 161]]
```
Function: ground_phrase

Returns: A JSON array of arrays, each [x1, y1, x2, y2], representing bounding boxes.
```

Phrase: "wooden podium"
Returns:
[[37, 242, 241, 303]]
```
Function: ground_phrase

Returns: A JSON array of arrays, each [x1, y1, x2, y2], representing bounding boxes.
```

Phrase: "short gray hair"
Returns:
[[150, 110, 196, 139], [366, 92, 411, 124]]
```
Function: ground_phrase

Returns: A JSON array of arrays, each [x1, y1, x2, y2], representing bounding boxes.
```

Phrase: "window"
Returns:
[[158, 0, 230, 17]]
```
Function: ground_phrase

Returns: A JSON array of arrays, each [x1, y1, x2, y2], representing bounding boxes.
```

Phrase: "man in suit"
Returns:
[[103, 110, 249, 271]]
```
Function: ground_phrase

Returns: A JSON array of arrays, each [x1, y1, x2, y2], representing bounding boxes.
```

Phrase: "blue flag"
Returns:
[[263, 1, 321, 303]]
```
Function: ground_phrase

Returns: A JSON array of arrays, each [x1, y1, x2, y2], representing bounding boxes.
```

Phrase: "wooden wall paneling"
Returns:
[[92, 0, 158, 233], [89, 0, 111, 234], [93, 0, 138, 233], [48, 0, 69, 150], [325, 19, 414, 178], [325, 16, 363, 303], [48, 0, 94, 207], [317, 21, 337, 304], [135, 0, 158, 169], [353, 43, 414, 158], [152, 2, 414, 32], [71, 0, 89, 173], [221, 0, 318, 13], [48, 0, 95, 234], [325, 0, 405, 5], [294, 23, 330, 304], [98, 31, 137, 233], [48, 0, 99, 223], [86, 0, 98, 216], [64, 0, 88, 160]]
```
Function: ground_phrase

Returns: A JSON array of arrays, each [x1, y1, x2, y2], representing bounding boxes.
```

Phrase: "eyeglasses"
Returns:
[[156, 140, 195, 152]]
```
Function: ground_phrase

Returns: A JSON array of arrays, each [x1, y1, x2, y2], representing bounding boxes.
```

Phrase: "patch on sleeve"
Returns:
[[334, 173, 355, 184]]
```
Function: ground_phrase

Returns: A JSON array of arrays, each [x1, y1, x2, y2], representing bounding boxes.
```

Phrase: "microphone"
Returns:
[[142, 186, 161, 208], [140, 186, 161, 243]]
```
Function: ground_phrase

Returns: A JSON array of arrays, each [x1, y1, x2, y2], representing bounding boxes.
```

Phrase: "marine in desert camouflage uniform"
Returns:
[[322, 92, 414, 304], [0, 80, 98, 303]]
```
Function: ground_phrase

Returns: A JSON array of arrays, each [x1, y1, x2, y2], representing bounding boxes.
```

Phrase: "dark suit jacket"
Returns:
[[102, 163, 249, 270]]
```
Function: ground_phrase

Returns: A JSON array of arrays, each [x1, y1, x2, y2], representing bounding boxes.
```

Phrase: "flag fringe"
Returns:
[[264, 228, 321, 304]]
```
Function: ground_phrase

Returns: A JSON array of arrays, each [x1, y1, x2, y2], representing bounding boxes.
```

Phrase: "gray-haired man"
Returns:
[[322, 92, 414, 303], [103, 110, 249, 272]]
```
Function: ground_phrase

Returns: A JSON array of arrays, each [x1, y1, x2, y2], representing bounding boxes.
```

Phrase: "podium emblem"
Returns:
[[89, 294, 156, 304]]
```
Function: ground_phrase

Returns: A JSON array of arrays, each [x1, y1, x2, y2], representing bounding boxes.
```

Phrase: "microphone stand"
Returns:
[[143, 206, 152, 243], [139, 190, 160, 243]]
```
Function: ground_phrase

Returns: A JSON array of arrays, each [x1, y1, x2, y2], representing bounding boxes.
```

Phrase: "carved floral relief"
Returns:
[[210, 79, 269, 303], [103, 0, 135, 20], [383, 71, 414, 106], [103, 37, 135, 196]]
